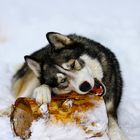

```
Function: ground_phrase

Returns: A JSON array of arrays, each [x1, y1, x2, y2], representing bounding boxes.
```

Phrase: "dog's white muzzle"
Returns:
[[56, 65, 95, 94]]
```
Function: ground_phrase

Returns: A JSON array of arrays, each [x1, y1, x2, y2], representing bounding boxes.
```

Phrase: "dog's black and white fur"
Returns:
[[11, 32, 126, 140]]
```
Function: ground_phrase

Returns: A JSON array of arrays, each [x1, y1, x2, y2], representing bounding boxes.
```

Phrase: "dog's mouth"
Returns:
[[90, 79, 106, 96]]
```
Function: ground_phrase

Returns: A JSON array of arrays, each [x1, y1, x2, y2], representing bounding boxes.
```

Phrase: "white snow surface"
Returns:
[[0, 0, 140, 140]]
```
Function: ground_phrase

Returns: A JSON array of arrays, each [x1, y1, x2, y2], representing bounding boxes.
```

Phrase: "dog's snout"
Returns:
[[79, 81, 92, 92]]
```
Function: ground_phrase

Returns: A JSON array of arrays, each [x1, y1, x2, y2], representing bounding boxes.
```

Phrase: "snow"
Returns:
[[0, 0, 140, 140], [29, 99, 109, 140]]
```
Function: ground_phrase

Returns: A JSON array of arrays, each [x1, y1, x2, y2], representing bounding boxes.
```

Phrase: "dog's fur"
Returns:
[[12, 32, 126, 140]]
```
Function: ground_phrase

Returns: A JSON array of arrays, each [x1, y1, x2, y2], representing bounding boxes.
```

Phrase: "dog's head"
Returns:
[[24, 56, 72, 95], [25, 32, 106, 96], [46, 32, 105, 95]]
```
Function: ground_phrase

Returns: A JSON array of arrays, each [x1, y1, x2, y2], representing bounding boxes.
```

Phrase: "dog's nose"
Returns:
[[79, 81, 92, 92]]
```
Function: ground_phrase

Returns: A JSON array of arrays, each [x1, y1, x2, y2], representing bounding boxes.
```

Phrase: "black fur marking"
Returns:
[[13, 63, 29, 81], [40, 64, 60, 88]]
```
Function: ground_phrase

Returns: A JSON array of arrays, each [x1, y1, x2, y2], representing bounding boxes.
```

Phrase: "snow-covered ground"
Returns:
[[0, 0, 140, 140]]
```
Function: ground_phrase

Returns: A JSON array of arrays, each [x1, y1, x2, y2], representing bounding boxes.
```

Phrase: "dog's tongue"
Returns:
[[91, 79, 106, 96]]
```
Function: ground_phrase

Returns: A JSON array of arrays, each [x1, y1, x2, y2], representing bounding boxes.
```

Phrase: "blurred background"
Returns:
[[0, 0, 140, 140]]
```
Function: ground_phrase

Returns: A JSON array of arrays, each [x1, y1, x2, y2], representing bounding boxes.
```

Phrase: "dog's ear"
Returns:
[[24, 56, 41, 77], [46, 32, 72, 50]]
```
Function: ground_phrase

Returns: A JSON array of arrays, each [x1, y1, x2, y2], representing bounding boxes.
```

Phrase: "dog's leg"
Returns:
[[108, 114, 127, 140], [12, 71, 40, 98], [32, 84, 51, 104], [0, 71, 40, 117]]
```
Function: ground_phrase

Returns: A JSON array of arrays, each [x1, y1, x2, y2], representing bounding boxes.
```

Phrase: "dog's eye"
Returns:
[[70, 60, 82, 70], [60, 78, 66, 83], [62, 59, 82, 71], [57, 73, 67, 84], [63, 59, 75, 70], [58, 78, 68, 89], [73, 60, 82, 70], [70, 61, 75, 69]]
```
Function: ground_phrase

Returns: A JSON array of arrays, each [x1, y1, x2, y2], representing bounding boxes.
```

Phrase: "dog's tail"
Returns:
[[11, 63, 39, 98], [108, 114, 127, 140]]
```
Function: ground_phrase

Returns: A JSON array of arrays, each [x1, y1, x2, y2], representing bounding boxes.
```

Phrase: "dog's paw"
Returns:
[[33, 84, 51, 104]]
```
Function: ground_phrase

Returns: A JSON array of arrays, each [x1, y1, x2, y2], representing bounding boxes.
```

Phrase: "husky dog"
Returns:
[[12, 32, 126, 140]]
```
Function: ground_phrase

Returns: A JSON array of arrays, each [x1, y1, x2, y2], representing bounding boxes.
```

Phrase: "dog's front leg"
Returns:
[[33, 84, 51, 104]]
